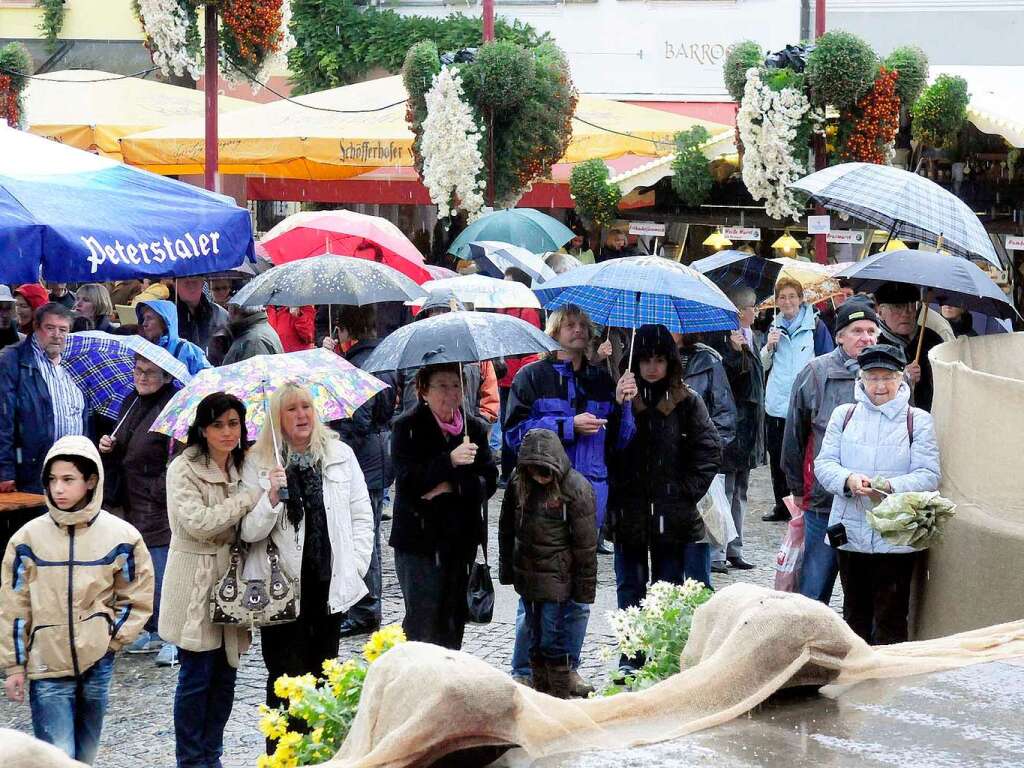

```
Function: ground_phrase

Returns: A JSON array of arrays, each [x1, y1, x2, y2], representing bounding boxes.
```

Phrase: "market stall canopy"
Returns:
[[119, 75, 730, 179], [24, 70, 254, 161], [929, 66, 1024, 148], [609, 131, 737, 195]]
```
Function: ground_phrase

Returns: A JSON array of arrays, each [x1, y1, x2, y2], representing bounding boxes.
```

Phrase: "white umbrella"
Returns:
[[467, 240, 557, 284], [408, 274, 540, 311]]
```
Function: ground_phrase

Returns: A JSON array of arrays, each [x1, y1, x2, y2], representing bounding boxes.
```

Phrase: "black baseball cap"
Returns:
[[858, 343, 907, 372], [834, 302, 880, 335]]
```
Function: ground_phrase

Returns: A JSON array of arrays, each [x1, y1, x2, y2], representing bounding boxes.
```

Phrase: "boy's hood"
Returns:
[[518, 428, 570, 479], [41, 435, 105, 526]]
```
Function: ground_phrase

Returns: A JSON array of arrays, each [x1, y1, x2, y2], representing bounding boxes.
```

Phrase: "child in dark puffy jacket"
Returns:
[[498, 428, 597, 698]]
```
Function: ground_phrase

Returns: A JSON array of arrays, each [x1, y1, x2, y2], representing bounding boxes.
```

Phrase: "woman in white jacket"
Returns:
[[241, 383, 374, 714], [814, 344, 940, 646]]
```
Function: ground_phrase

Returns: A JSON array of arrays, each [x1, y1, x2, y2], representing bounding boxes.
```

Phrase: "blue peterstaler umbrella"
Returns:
[[0, 124, 254, 283]]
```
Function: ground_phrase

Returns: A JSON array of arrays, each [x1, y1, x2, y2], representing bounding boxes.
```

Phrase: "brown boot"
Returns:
[[568, 669, 595, 698], [529, 655, 550, 695], [546, 663, 573, 699]]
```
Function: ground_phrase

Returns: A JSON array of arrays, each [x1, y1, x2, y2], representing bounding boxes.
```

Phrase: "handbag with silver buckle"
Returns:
[[210, 535, 299, 628]]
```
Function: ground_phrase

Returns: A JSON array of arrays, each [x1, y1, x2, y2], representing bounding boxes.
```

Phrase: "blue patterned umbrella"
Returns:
[[533, 255, 739, 334], [466, 241, 557, 284], [63, 332, 192, 421], [790, 163, 1000, 267], [691, 251, 783, 303]]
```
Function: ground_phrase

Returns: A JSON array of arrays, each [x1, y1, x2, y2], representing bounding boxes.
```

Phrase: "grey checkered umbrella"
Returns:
[[790, 163, 1000, 267]]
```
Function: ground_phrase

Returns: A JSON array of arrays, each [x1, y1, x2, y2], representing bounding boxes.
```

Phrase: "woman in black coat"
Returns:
[[389, 362, 498, 650], [609, 325, 721, 648]]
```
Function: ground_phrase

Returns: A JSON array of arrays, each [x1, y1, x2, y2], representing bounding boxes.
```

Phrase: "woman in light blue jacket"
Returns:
[[814, 344, 940, 646], [760, 278, 834, 521]]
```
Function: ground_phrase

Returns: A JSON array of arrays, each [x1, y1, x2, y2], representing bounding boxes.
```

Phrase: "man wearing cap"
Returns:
[[0, 286, 23, 351], [874, 282, 944, 412], [782, 302, 880, 604], [814, 343, 940, 644]]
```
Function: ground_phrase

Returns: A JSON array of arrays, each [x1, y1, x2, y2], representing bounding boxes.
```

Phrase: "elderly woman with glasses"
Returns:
[[813, 344, 940, 646], [98, 354, 180, 664]]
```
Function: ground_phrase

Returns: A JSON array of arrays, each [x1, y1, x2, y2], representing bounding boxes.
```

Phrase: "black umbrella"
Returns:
[[228, 253, 427, 308], [362, 310, 560, 372], [690, 251, 783, 303]]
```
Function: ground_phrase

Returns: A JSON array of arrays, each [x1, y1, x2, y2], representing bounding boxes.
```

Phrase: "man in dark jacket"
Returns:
[[675, 333, 737, 450], [783, 302, 879, 604], [504, 305, 637, 693], [221, 305, 284, 364], [707, 288, 764, 571], [0, 303, 88, 495], [498, 428, 597, 698], [175, 277, 229, 355], [609, 324, 721, 675], [875, 282, 943, 412], [332, 308, 398, 637], [98, 355, 177, 663]]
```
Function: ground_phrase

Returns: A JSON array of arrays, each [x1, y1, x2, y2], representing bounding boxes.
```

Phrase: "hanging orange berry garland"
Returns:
[[219, 0, 284, 73], [841, 66, 901, 165]]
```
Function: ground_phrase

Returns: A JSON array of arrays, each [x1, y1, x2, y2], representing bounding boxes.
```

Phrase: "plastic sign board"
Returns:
[[807, 215, 831, 235], [1004, 235, 1024, 251], [629, 221, 666, 236], [827, 230, 866, 245], [722, 226, 761, 241]]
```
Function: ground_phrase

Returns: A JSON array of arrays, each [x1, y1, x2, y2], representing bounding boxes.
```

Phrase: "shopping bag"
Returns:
[[773, 495, 805, 592], [696, 474, 738, 548], [466, 560, 495, 624]]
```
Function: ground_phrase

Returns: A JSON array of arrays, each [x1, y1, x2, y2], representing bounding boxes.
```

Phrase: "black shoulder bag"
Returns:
[[467, 478, 495, 624]]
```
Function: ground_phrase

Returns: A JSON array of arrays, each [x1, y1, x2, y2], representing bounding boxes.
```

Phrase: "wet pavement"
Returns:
[[2, 466, 847, 767]]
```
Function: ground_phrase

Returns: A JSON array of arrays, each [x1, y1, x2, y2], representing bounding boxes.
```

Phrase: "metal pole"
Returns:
[[483, 0, 495, 41], [812, 0, 828, 264], [203, 5, 219, 192]]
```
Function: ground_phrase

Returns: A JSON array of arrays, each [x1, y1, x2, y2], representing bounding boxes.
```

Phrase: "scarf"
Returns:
[[431, 406, 464, 437], [839, 346, 861, 374], [777, 303, 810, 335], [639, 376, 670, 409]]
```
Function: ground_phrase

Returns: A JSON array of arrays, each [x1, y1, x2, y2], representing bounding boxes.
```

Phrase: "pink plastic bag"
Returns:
[[773, 496, 805, 592]]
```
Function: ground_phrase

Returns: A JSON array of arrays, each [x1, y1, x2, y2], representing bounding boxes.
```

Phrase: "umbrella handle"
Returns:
[[914, 295, 929, 366]]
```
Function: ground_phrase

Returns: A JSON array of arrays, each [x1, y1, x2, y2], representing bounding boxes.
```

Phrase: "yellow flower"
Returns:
[[257, 704, 289, 741], [362, 625, 407, 663], [311, 727, 324, 744], [279, 731, 303, 750], [272, 673, 317, 704], [323, 657, 360, 696]]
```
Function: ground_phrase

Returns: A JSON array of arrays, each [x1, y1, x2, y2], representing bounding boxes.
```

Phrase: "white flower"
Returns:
[[420, 67, 486, 220], [138, 0, 202, 80]]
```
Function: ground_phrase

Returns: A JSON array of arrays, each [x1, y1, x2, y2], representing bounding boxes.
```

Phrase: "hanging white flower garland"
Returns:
[[137, 0, 202, 80], [737, 67, 813, 221], [420, 67, 486, 221]]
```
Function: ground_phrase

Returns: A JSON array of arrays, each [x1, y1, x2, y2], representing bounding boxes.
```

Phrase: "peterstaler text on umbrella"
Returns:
[[80, 231, 223, 274]]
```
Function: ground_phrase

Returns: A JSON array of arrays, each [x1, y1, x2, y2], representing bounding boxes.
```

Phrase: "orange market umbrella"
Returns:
[[260, 210, 431, 284]]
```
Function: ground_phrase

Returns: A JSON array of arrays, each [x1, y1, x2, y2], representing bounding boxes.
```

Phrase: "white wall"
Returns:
[[388, 0, 802, 101]]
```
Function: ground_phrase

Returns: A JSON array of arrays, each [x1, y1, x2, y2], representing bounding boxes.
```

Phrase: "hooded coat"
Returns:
[[708, 330, 767, 472], [609, 326, 722, 546], [177, 293, 228, 354], [680, 342, 737, 449], [762, 304, 835, 418], [221, 310, 284, 365], [498, 429, 597, 604], [135, 300, 210, 376], [0, 436, 154, 680]]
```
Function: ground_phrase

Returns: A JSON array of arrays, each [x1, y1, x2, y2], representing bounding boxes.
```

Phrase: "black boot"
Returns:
[[529, 655, 550, 695], [547, 663, 573, 699]]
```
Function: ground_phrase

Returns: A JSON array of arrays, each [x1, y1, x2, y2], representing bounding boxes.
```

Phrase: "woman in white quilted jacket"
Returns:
[[814, 343, 940, 646]]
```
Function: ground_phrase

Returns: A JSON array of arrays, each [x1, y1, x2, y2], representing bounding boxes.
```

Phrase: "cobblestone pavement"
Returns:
[[0, 466, 842, 767]]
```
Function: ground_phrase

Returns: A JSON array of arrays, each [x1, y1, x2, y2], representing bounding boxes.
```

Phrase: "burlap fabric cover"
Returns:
[[0, 727, 89, 767], [327, 584, 1024, 767], [914, 333, 1024, 638]]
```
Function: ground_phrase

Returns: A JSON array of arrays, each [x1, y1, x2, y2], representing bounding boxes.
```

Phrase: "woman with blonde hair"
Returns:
[[240, 383, 374, 714], [74, 283, 116, 333]]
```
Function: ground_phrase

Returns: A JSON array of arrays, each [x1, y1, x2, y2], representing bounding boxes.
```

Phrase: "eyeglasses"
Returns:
[[861, 372, 901, 384], [881, 302, 918, 315], [132, 367, 165, 380]]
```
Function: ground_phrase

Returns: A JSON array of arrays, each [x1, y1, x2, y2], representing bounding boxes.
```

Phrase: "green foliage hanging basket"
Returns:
[[570, 159, 621, 227], [806, 30, 878, 108], [671, 126, 714, 208], [723, 41, 762, 102], [911, 74, 969, 150], [884, 45, 929, 105]]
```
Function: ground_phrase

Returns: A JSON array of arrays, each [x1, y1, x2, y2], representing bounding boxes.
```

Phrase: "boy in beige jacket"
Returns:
[[0, 436, 154, 765]]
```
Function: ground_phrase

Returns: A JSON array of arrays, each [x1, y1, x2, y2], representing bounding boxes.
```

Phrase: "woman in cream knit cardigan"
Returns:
[[159, 393, 272, 768]]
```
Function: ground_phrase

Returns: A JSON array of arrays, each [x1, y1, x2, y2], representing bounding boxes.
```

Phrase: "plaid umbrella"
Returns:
[[63, 332, 192, 421], [691, 251, 783, 303], [150, 349, 388, 442], [533, 255, 738, 334], [790, 163, 1000, 266]]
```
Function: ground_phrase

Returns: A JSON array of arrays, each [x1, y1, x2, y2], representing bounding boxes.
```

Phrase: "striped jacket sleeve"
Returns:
[[107, 526, 155, 652], [0, 536, 33, 676]]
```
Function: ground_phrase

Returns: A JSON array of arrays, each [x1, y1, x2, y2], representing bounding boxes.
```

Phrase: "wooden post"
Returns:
[[203, 4, 219, 192]]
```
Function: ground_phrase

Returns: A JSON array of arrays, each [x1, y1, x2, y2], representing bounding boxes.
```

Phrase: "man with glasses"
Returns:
[[874, 282, 943, 412], [783, 301, 879, 605], [0, 303, 87, 495]]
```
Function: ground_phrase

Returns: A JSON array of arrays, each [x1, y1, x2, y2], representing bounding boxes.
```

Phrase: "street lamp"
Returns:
[[772, 231, 802, 256], [703, 229, 733, 250]]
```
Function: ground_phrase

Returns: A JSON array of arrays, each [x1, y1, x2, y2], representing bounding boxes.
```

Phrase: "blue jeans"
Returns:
[[174, 647, 237, 768], [147, 545, 169, 635], [346, 489, 384, 626], [799, 510, 839, 604], [29, 650, 114, 765], [524, 600, 572, 664], [511, 598, 589, 676], [614, 540, 712, 611]]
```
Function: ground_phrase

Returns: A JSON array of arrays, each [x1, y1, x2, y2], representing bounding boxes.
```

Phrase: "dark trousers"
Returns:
[[174, 646, 237, 768], [261, 586, 343, 711], [764, 415, 790, 511], [394, 549, 470, 650], [499, 386, 515, 480], [614, 539, 712, 610], [838, 550, 920, 646], [345, 489, 385, 626]]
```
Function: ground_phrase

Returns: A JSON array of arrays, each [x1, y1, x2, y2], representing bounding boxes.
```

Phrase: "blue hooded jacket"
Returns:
[[136, 300, 210, 376]]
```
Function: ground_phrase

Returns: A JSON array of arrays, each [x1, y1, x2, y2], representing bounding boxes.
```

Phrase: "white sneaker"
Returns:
[[126, 632, 163, 654], [155, 644, 179, 667]]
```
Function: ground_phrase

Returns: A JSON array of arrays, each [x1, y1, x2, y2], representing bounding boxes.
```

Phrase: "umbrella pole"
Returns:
[[880, 222, 899, 252], [914, 290, 929, 366], [459, 361, 470, 443], [627, 325, 637, 370], [264, 382, 283, 468]]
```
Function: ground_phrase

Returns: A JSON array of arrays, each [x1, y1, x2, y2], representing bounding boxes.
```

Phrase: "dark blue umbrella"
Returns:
[[361, 310, 560, 372], [691, 251, 783, 303], [834, 249, 1014, 318], [534, 255, 739, 334], [0, 125, 254, 283]]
